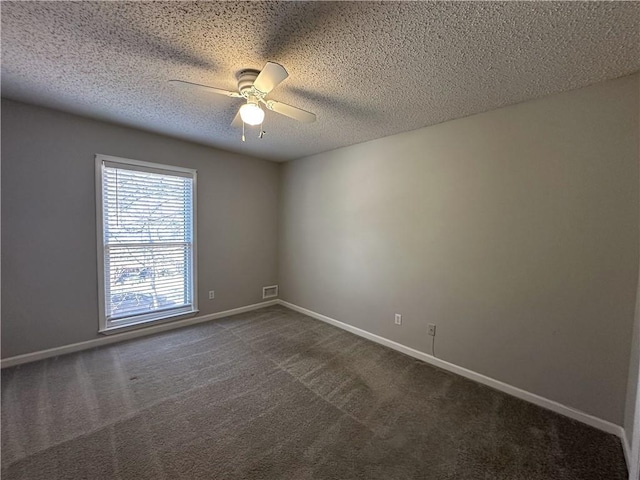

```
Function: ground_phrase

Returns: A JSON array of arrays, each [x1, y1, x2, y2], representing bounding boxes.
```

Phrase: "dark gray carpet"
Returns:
[[1, 305, 627, 479]]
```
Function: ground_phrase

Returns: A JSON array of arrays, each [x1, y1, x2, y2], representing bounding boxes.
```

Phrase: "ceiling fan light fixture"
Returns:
[[239, 102, 264, 126]]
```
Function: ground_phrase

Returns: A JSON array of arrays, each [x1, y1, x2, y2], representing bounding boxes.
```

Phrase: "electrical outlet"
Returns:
[[208, 290, 215, 300], [394, 314, 402, 325], [428, 324, 436, 336]]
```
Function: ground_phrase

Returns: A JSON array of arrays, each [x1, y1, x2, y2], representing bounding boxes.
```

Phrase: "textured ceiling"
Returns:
[[2, 2, 639, 161]]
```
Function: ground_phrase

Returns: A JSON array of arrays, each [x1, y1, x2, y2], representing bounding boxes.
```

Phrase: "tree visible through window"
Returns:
[[96, 155, 197, 331]]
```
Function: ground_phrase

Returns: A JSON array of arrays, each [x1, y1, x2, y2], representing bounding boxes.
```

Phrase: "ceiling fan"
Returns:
[[169, 62, 316, 141]]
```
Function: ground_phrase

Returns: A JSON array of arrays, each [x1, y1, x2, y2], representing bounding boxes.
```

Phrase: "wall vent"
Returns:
[[262, 285, 279, 299]]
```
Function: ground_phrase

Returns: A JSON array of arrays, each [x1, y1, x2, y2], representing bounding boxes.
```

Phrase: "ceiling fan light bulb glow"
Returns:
[[239, 102, 264, 126]]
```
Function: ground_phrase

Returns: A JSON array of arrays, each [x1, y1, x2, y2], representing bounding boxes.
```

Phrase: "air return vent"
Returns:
[[262, 285, 279, 299]]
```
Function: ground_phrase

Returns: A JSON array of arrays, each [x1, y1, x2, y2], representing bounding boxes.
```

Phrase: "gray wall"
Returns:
[[278, 74, 639, 426], [1, 99, 279, 358]]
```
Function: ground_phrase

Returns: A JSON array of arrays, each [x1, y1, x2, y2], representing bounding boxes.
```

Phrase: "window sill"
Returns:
[[99, 309, 199, 335]]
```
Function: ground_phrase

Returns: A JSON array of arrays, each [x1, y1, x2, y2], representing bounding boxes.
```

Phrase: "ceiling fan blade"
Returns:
[[168, 80, 242, 98], [231, 110, 243, 128], [253, 62, 288, 94], [266, 100, 316, 123]]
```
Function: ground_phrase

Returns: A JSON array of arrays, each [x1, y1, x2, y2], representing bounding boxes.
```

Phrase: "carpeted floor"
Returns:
[[1, 304, 628, 479]]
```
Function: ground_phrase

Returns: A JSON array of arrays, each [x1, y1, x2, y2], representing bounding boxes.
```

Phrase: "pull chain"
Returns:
[[242, 121, 246, 142]]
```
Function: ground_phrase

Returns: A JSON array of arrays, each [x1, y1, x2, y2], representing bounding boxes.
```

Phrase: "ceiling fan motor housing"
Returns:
[[237, 69, 261, 95]]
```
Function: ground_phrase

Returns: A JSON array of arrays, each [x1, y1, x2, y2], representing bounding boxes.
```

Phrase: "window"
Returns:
[[96, 154, 197, 332]]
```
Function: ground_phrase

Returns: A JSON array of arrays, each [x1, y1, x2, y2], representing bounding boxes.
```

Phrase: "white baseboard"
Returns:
[[0, 300, 278, 369], [622, 433, 631, 475], [277, 300, 625, 441]]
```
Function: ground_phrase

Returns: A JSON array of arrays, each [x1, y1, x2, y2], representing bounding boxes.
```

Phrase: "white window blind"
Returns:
[[96, 155, 197, 331]]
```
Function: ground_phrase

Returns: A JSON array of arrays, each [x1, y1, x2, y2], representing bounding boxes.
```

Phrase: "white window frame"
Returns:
[[95, 154, 198, 333]]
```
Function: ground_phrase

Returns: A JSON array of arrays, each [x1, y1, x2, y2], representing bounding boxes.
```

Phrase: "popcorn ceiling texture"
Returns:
[[1, 1, 639, 161]]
